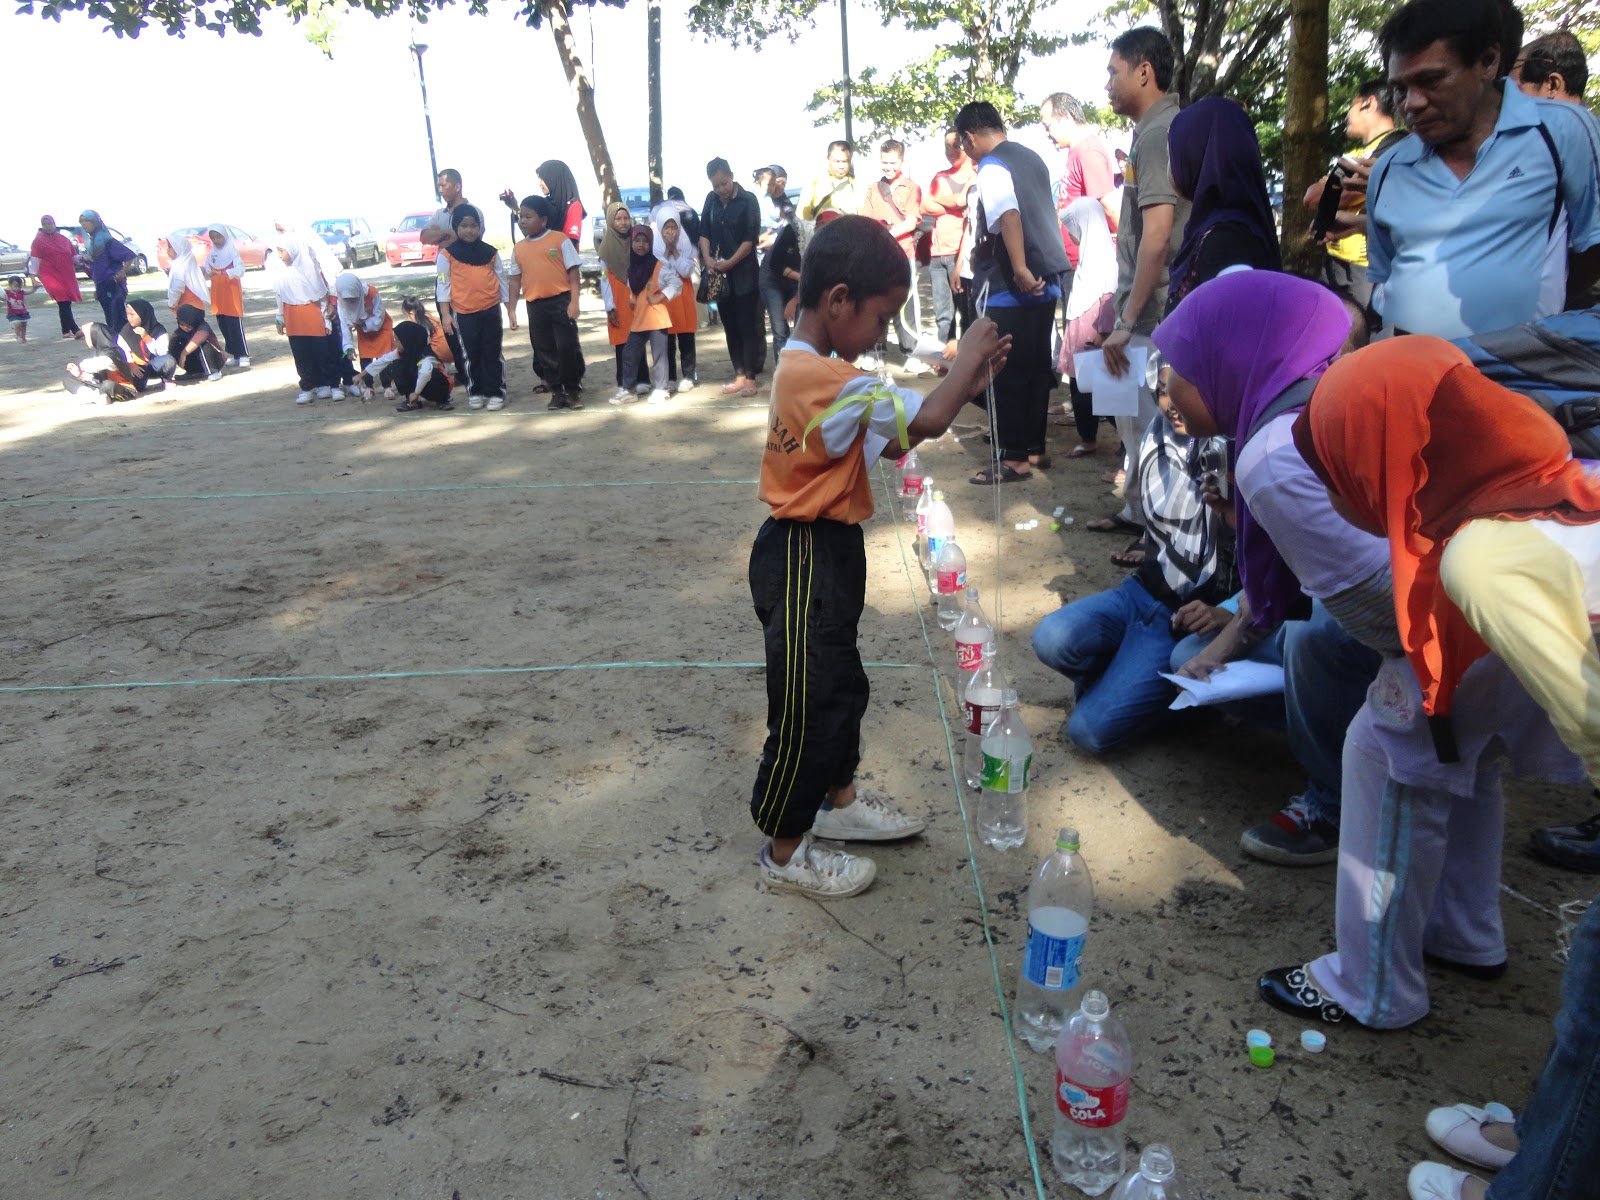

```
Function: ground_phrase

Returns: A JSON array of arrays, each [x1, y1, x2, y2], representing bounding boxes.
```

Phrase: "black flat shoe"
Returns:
[[1258, 965, 1346, 1023], [1530, 810, 1600, 874], [1424, 953, 1508, 981]]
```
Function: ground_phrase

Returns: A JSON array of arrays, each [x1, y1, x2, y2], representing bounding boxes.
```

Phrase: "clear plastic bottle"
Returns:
[[1109, 1145, 1193, 1200], [1053, 990, 1132, 1196], [953, 587, 992, 673], [962, 641, 1008, 789], [977, 688, 1030, 849], [935, 541, 968, 630], [1015, 829, 1095, 1051], [915, 477, 936, 568], [924, 490, 954, 592], [898, 448, 924, 518]]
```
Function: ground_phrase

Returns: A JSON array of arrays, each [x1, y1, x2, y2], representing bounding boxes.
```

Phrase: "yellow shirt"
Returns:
[[1326, 134, 1394, 267]]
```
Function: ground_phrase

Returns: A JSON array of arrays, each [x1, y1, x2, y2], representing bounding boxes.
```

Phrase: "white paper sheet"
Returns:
[[1159, 661, 1287, 710], [1073, 348, 1148, 417]]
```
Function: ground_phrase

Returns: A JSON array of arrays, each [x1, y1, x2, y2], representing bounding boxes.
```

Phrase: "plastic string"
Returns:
[[974, 280, 1003, 659], [0, 479, 760, 507], [57, 401, 773, 432], [876, 462, 1049, 1200]]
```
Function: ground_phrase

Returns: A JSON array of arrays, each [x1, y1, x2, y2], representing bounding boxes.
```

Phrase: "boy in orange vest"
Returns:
[[751, 215, 1010, 898], [509, 195, 586, 409]]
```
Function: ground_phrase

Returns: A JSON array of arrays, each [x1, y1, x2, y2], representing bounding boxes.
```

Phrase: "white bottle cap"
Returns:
[[1300, 1029, 1327, 1053], [1246, 1029, 1272, 1049]]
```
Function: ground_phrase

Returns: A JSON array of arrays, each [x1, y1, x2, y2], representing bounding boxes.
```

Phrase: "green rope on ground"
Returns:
[[65, 401, 772, 431], [874, 463, 1050, 1200], [0, 479, 760, 506], [0, 660, 922, 695]]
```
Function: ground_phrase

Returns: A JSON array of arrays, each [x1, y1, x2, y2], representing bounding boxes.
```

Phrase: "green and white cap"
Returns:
[[1056, 828, 1080, 851]]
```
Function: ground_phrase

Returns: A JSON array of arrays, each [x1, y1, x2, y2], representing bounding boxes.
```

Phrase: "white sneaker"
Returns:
[[295, 390, 314, 405], [676, 377, 694, 394], [486, 395, 505, 411], [329, 386, 346, 401], [811, 792, 926, 842], [206, 371, 223, 382], [634, 382, 651, 396], [646, 388, 670, 405], [467, 394, 485, 409], [1407, 1162, 1482, 1200], [855, 353, 880, 371], [608, 388, 635, 406], [314, 386, 332, 400], [237, 356, 251, 368], [223, 356, 237, 367], [383, 385, 397, 400], [900, 355, 931, 377], [759, 833, 876, 899]]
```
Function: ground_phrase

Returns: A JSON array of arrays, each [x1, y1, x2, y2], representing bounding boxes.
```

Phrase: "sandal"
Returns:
[[1110, 540, 1145, 568], [1067, 442, 1103, 458], [1030, 454, 1052, 470], [969, 463, 1032, 485], [1085, 513, 1142, 535]]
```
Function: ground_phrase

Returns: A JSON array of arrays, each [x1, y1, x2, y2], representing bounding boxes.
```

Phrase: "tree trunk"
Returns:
[[1281, 0, 1329, 277], [647, 0, 663, 206], [542, 0, 620, 211]]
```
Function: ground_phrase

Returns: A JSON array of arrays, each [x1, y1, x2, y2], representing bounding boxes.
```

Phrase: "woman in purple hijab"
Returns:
[[1166, 97, 1281, 312]]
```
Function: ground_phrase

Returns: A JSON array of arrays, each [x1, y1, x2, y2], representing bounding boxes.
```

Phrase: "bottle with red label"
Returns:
[[934, 540, 968, 630], [898, 447, 924, 518], [962, 639, 1007, 789], [1053, 989, 1131, 1196], [923, 490, 954, 593], [915, 477, 936, 569], [953, 587, 992, 673]]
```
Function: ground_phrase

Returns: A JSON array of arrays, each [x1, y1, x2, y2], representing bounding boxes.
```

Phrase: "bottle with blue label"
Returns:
[[1014, 827, 1095, 1053]]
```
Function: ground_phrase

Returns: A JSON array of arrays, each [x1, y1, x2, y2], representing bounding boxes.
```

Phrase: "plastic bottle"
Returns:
[[898, 448, 924, 518], [1015, 829, 1095, 1051], [935, 541, 968, 630], [1109, 1145, 1193, 1200], [953, 587, 992, 673], [1053, 990, 1132, 1196], [915, 477, 936, 569], [962, 641, 1007, 789], [924, 490, 954, 592], [977, 689, 1030, 849]]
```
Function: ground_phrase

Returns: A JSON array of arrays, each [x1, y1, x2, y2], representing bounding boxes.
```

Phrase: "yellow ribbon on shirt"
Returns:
[[800, 384, 911, 453]]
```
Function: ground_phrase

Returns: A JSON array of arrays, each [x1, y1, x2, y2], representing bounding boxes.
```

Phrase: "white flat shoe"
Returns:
[[1425, 1103, 1516, 1170], [1408, 1161, 1484, 1200]]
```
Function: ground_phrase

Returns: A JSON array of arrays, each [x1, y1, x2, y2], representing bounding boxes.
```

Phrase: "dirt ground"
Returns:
[[0, 266, 1591, 1200]]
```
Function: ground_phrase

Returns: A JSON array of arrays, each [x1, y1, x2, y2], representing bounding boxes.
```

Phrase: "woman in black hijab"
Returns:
[[499, 159, 588, 244]]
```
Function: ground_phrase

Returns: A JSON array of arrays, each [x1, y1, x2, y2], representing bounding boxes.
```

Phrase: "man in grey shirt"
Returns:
[[419, 168, 469, 251], [1093, 26, 1189, 534]]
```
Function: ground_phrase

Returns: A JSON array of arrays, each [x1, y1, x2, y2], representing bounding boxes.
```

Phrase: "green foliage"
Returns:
[[805, 47, 1023, 146]]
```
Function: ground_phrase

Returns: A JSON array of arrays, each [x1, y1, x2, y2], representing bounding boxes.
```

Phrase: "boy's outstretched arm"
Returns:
[[893, 317, 1010, 453]]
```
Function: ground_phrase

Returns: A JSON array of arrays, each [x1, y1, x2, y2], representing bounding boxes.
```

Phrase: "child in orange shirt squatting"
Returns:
[[508, 195, 585, 410], [751, 215, 1009, 897], [436, 204, 516, 411]]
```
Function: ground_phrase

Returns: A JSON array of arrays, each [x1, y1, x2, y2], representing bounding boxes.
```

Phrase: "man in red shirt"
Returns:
[[1040, 92, 1119, 269], [922, 128, 976, 362], [860, 138, 931, 375]]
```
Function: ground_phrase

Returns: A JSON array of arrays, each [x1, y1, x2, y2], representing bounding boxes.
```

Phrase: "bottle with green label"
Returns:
[[978, 688, 1030, 849]]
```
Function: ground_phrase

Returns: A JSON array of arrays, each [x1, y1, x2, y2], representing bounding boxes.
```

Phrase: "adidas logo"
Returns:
[[1507, 166, 1525, 179]]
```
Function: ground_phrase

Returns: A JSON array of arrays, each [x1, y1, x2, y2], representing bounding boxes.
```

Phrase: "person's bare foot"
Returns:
[[1461, 1175, 1488, 1200]]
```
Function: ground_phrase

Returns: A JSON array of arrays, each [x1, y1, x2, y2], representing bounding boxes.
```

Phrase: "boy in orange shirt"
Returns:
[[751, 215, 1009, 898], [508, 195, 586, 410]]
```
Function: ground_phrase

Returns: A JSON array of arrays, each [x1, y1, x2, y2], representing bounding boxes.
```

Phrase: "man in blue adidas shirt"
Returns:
[[1366, 0, 1600, 339]]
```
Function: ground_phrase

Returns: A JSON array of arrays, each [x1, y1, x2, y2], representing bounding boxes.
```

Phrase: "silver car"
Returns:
[[0, 237, 32, 279]]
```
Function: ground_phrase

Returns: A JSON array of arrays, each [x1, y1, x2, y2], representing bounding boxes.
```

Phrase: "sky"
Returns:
[[3, 0, 1119, 253]]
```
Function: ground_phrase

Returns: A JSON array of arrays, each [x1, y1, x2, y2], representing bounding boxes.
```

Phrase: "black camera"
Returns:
[[1311, 160, 1349, 242], [1196, 436, 1232, 501]]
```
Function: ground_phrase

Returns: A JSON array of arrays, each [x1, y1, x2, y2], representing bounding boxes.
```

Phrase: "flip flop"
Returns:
[[1067, 442, 1103, 458], [1085, 513, 1142, 535], [969, 464, 1032, 485], [1110, 540, 1145, 568]]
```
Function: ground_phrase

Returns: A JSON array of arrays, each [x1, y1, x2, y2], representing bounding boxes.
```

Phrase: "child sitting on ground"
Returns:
[[7, 275, 37, 342], [170, 304, 226, 383], [749, 214, 1009, 898], [360, 320, 453, 412]]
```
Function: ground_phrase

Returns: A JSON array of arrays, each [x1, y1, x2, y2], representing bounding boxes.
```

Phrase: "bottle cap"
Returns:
[[1300, 1029, 1327, 1053], [1249, 1044, 1275, 1068], [1056, 828, 1080, 851], [1246, 1029, 1272, 1049], [933, 489, 946, 500]]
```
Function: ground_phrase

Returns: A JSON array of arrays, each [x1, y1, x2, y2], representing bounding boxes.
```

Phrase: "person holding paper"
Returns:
[[1056, 199, 1120, 459]]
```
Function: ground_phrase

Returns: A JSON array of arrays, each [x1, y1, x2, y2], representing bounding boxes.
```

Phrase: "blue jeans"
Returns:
[[1488, 897, 1600, 1199], [1031, 576, 1177, 754], [760, 278, 791, 359], [1282, 600, 1380, 825]]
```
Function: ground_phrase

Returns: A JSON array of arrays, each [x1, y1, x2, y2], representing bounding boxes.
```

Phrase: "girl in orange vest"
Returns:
[[436, 204, 515, 410], [203, 223, 249, 366], [270, 229, 341, 405], [597, 201, 645, 395], [336, 271, 395, 387], [602, 224, 678, 406], [164, 230, 210, 322], [653, 202, 699, 393]]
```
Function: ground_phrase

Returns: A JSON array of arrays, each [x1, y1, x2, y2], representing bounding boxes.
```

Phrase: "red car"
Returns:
[[156, 225, 272, 272], [385, 212, 441, 267]]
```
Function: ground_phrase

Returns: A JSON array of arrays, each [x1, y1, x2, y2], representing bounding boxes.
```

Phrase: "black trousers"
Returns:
[[216, 313, 248, 358], [57, 301, 79, 336], [454, 307, 504, 398], [97, 278, 128, 332], [526, 296, 585, 394], [748, 517, 870, 840], [665, 332, 696, 383], [1071, 377, 1104, 443], [288, 333, 342, 390], [991, 302, 1056, 462], [720, 287, 763, 379], [173, 332, 224, 380]]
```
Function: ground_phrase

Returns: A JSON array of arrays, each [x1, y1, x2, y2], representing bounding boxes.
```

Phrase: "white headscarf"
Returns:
[[335, 271, 367, 325], [650, 203, 696, 276], [1063, 199, 1117, 322], [165, 230, 211, 309], [204, 222, 243, 277], [271, 229, 334, 306]]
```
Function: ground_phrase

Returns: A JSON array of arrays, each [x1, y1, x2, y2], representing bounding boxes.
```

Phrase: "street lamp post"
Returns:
[[410, 41, 441, 200]]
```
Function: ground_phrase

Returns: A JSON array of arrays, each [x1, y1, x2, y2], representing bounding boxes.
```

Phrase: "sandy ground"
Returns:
[[0, 266, 1592, 1200]]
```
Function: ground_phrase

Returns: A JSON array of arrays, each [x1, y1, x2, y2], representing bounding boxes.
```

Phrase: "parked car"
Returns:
[[63, 225, 150, 276], [155, 226, 271, 273], [312, 217, 381, 269], [0, 237, 30, 278], [384, 213, 441, 268], [590, 187, 655, 251]]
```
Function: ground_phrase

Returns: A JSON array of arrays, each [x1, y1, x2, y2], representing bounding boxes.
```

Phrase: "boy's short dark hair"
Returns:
[[438, 167, 462, 186], [797, 215, 911, 310], [706, 156, 733, 181], [1044, 92, 1086, 123], [1519, 30, 1589, 97], [827, 139, 852, 157], [1379, 0, 1506, 74], [1356, 77, 1397, 117], [879, 138, 904, 158], [667, 186, 685, 201], [954, 101, 1005, 136], [1110, 26, 1176, 92], [521, 195, 553, 222]]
